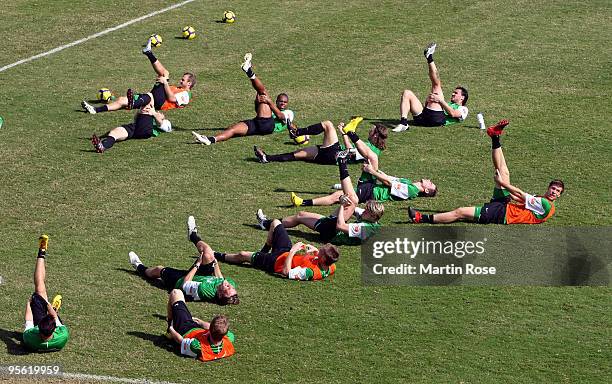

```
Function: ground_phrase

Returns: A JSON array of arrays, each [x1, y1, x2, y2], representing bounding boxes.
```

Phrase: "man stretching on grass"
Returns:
[[291, 160, 437, 207], [22, 235, 69, 351], [167, 290, 235, 361], [268, 150, 384, 245], [129, 216, 239, 305], [191, 53, 294, 145], [82, 37, 195, 114], [214, 217, 339, 281], [393, 42, 468, 132], [409, 120, 565, 224]]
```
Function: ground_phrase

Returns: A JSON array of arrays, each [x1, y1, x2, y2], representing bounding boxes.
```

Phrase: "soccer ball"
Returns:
[[293, 135, 310, 145], [150, 34, 162, 47], [182, 26, 196, 40], [223, 10, 236, 23], [98, 88, 113, 103]]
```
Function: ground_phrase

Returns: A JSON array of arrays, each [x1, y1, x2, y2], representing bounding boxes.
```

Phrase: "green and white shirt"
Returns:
[[444, 102, 469, 125], [23, 319, 69, 351], [176, 276, 237, 302]]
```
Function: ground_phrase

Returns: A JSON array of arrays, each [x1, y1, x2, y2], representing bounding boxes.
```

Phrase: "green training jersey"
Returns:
[[444, 102, 469, 125], [176, 276, 237, 301], [272, 109, 295, 132], [23, 325, 69, 351], [372, 178, 419, 201], [357, 141, 384, 183], [332, 221, 381, 246]]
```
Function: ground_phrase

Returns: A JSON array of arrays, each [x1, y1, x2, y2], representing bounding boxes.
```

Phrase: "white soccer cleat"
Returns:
[[241, 52, 253, 73], [129, 251, 142, 269], [392, 123, 410, 132], [192, 131, 211, 145], [187, 215, 198, 241], [143, 38, 152, 54], [424, 42, 437, 61], [82, 100, 96, 114], [256, 209, 267, 230], [331, 183, 342, 190]]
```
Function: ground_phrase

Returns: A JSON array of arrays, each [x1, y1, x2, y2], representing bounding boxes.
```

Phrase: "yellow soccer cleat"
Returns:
[[51, 295, 62, 312], [38, 235, 49, 252], [291, 192, 303, 207], [342, 116, 363, 134]]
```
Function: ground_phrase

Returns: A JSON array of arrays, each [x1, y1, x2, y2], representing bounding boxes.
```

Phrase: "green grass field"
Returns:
[[0, 0, 610, 383]]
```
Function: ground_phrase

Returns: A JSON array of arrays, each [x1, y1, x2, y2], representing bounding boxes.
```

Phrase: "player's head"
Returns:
[[418, 179, 438, 197], [451, 86, 468, 106], [368, 124, 388, 150], [362, 200, 384, 222], [276, 93, 289, 110], [318, 243, 340, 266], [38, 315, 56, 339], [209, 315, 230, 343], [215, 280, 240, 306], [545, 180, 565, 201], [179, 72, 196, 89]]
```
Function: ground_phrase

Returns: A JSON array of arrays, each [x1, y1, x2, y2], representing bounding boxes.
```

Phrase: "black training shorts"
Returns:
[[244, 117, 275, 136], [312, 142, 341, 165], [413, 108, 446, 127]]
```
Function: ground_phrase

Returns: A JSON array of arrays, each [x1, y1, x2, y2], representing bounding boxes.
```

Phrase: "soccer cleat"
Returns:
[[241, 52, 253, 73], [254, 146, 268, 163], [486, 119, 510, 137], [290, 192, 303, 207], [256, 209, 268, 230], [142, 37, 152, 54], [392, 123, 410, 132], [335, 149, 351, 162], [51, 295, 62, 312], [81, 100, 96, 114], [187, 215, 198, 241], [192, 131, 211, 145], [126, 89, 134, 110], [424, 42, 437, 61], [128, 251, 142, 269], [38, 235, 49, 252], [342, 116, 363, 134], [331, 183, 342, 190], [408, 207, 423, 223], [91, 134, 105, 153], [288, 125, 299, 140]]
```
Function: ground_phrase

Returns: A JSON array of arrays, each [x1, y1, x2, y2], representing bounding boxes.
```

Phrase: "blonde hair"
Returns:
[[364, 200, 384, 221]]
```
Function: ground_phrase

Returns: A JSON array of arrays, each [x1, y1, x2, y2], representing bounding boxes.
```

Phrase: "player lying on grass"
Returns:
[[128, 216, 239, 305], [90, 102, 172, 153], [167, 290, 235, 361], [271, 151, 384, 245], [214, 218, 339, 281], [409, 120, 565, 224], [393, 42, 468, 132], [254, 117, 386, 170], [82, 38, 195, 114], [191, 53, 294, 145], [22, 235, 69, 352], [291, 160, 437, 207]]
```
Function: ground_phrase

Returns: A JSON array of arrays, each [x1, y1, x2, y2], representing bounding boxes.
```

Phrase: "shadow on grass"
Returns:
[[273, 187, 330, 195], [0, 328, 28, 355], [116, 267, 167, 291], [126, 330, 180, 356]]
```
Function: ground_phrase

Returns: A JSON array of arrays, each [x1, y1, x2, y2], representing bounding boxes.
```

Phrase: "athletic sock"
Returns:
[[339, 160, 350, 181], [260, 244, 271, 253], [262, 219, 272, 230], [144, 51, 158, 64], [213, 252, 226, 262], [346, 131, 360, 144], [245, 68, 256, 79], [189, 232, 202, 246], [207, 136, 217, 144], [101, 136, 116, 150], [422, 214, 435, 224], [267, 152, 297, 162], [491, 136, 501, 149], [399, 117, 409, 126], [302, 199, 314, 206], [95, 105, 109, 113], [132, 94, 152, 110], [37, 250, 46, 259], [297, 122, 324, 136], [136, 264, 147, 277]]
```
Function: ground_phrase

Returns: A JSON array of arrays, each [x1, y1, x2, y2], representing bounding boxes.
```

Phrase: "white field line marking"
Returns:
[[63, 372, 179, 384], [0, 0, 197, 73]]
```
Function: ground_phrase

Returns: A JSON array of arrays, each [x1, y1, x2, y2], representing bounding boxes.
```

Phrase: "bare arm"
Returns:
[[495, 170, 526, 203], [362, 163, 392, 186], [157, 75, 177, 103], [335, 199, 352, 234], [168, 325, 183, 344], [191, 317, 210, 330], [25, 300, 33, 323], [429, 93, 463, 118], [183, 254, 203, 283], [259, 93, 286, 121], [337, 123, 352, 149], [282, 242, 304, 276]]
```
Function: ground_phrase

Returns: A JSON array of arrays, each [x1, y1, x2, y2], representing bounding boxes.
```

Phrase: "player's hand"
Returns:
[[362, 162, 375, 174], [157, 75, 169, 84], [494, 169, 503, 184], [304, 244, 318, 253], [140, 104, 155, 115], [339, 194, 353, 207], [337, 122, 345, 133], [427, 92, 443, 103]]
